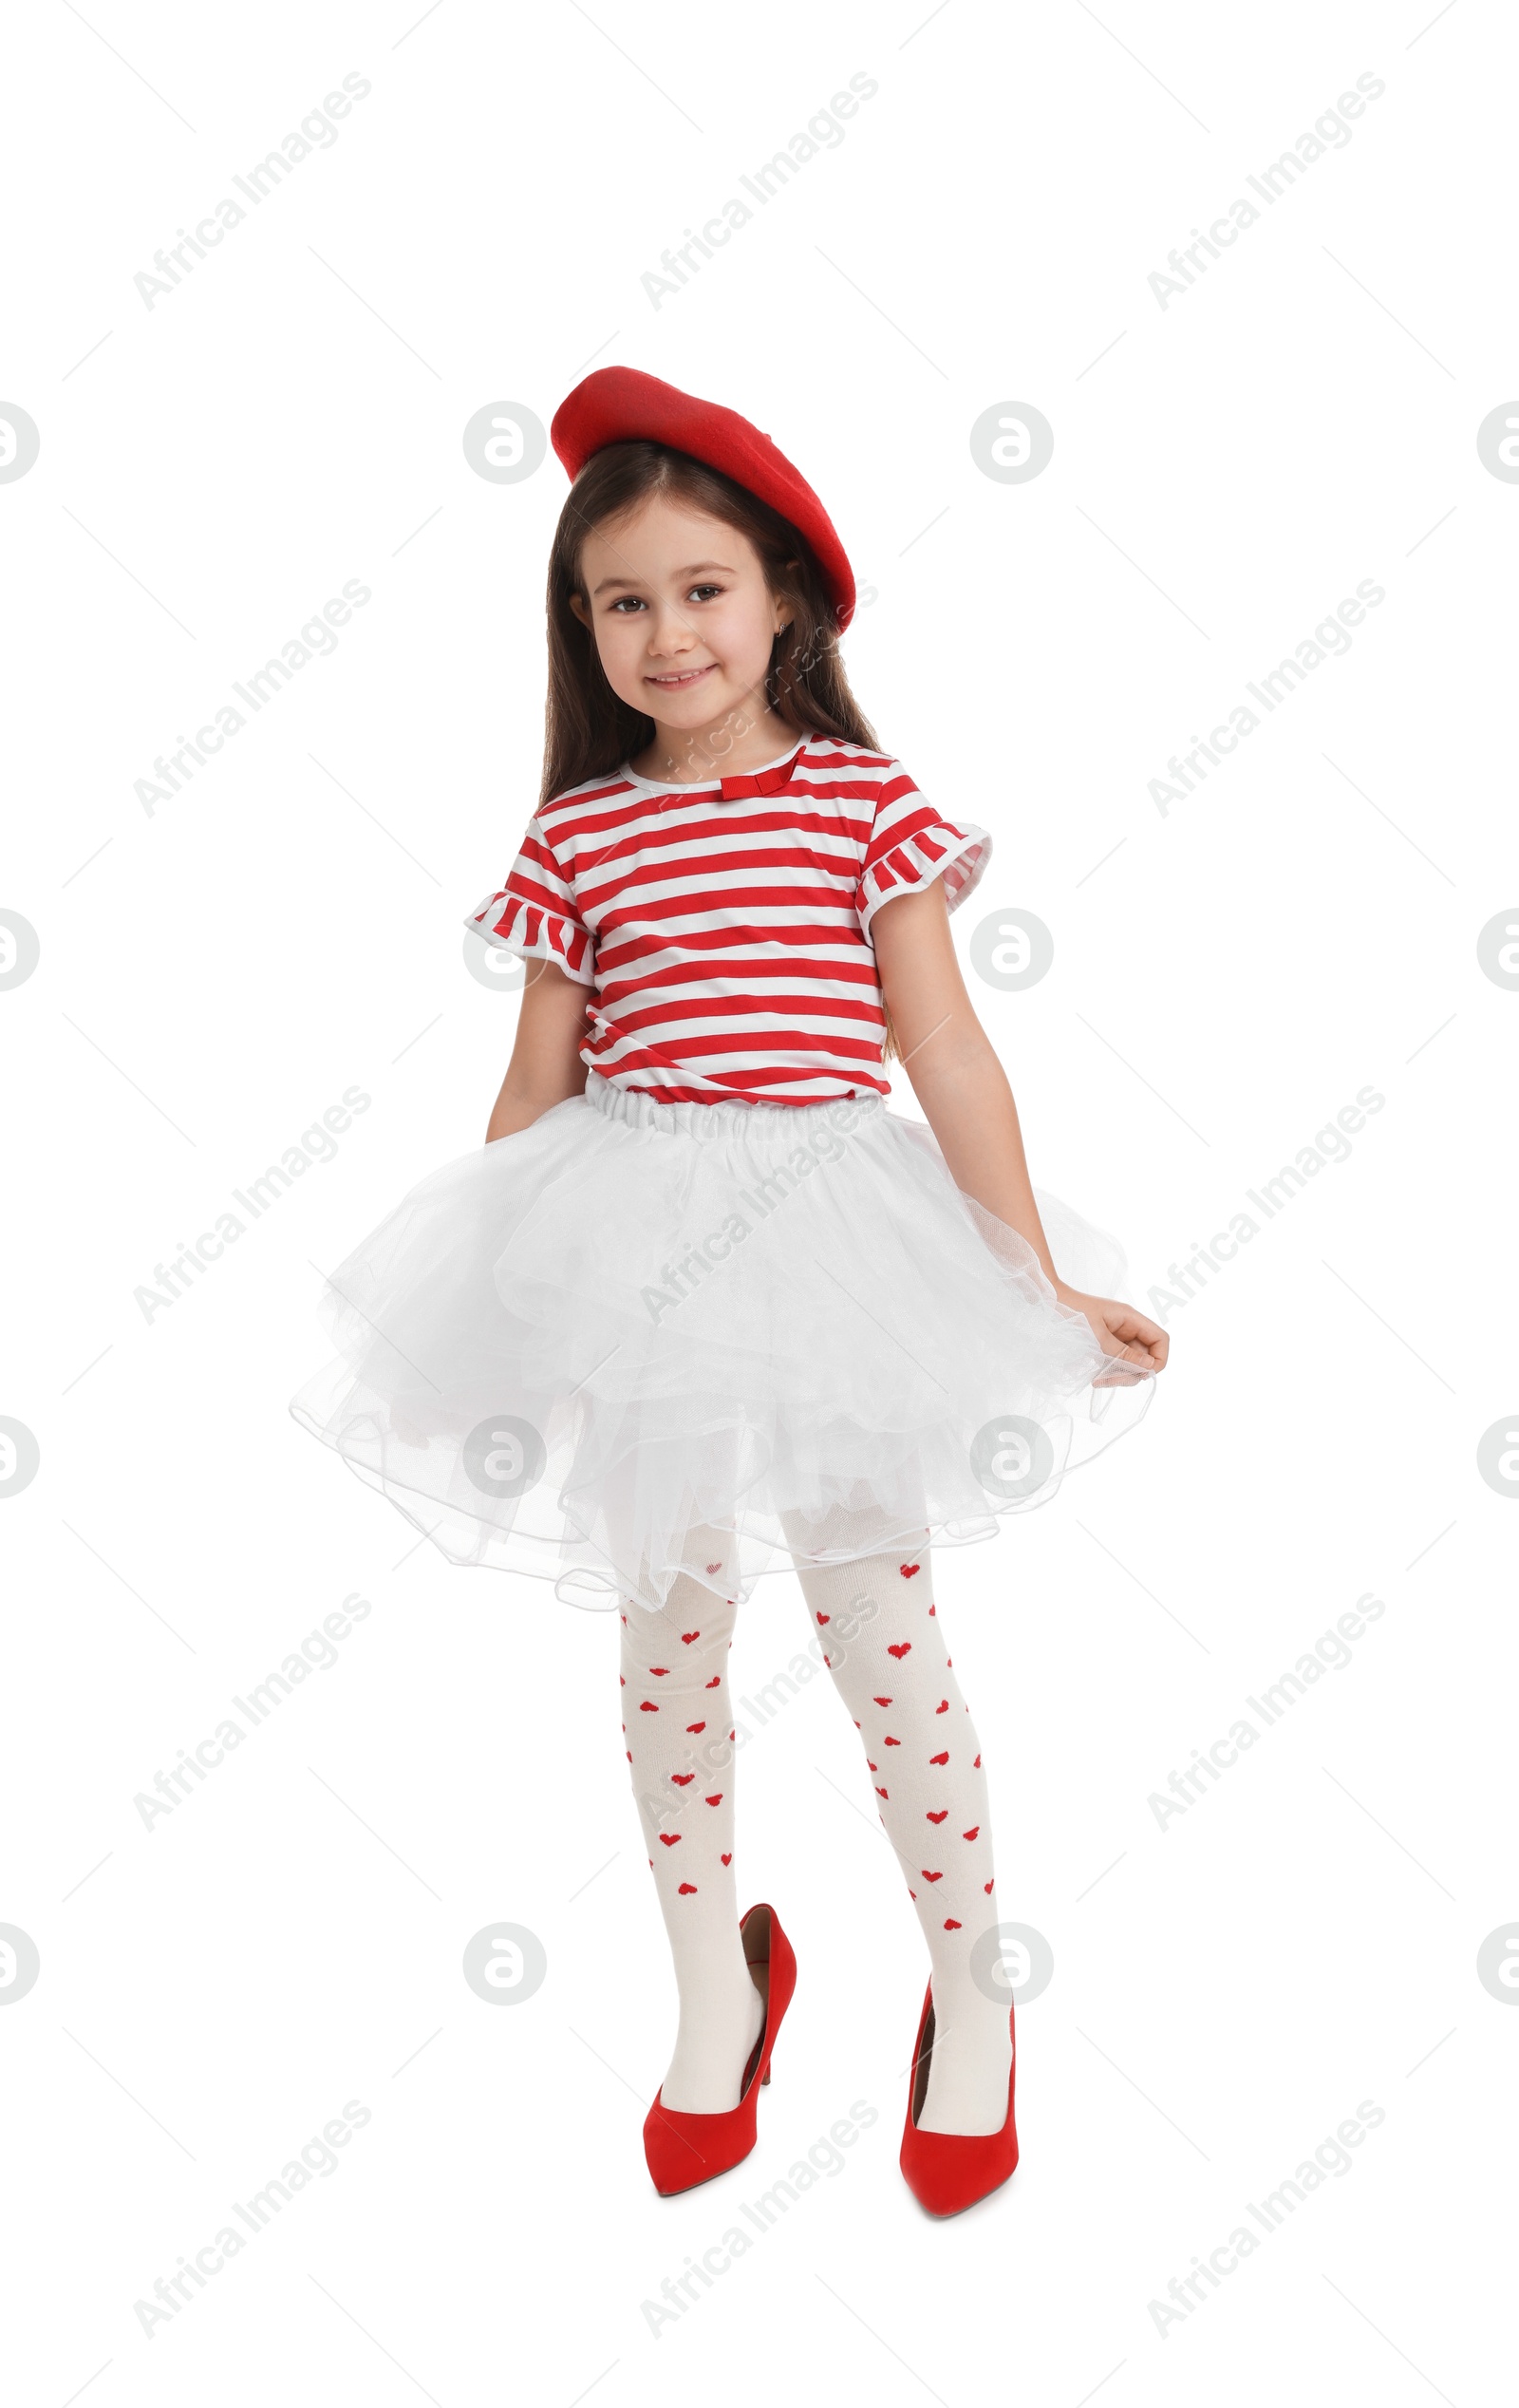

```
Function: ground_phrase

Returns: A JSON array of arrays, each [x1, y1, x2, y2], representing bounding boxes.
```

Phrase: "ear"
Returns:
[[568, 591, 591, 629], [776, 558, 801, 634]]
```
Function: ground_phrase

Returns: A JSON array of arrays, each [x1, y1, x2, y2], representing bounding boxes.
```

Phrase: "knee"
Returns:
[[666, 1569, 739, 1639], [810, 1592, 902, 1684], [620, 1586, 737, 1686]]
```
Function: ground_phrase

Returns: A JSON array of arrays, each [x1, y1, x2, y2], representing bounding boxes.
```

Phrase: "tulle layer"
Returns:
[[290, 1077, 1155, 1611]]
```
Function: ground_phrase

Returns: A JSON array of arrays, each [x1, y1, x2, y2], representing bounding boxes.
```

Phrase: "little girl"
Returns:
[[291, 367, 1167, 2217]]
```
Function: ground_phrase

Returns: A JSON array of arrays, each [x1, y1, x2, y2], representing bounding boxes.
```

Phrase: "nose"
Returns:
[[646, 600, 701, 660]]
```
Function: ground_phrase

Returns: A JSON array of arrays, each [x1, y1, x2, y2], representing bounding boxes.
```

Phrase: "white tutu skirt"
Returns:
[[290, 1076, 1155, 1613]]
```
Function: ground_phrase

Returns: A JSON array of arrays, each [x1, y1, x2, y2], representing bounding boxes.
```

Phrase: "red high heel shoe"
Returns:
[[642, 1902, 797, 2197], [899, 1981, 1018, 2215]]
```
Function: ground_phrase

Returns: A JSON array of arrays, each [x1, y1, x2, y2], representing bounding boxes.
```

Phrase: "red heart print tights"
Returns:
[[619, 1533, 1013, 2134]]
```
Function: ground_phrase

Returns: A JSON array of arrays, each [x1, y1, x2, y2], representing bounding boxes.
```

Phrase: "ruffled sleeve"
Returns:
[[464, 813, 595, 987], [853, 760, 991, 935]]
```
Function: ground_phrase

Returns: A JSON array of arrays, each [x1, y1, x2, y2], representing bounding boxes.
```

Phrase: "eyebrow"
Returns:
[[591, 560, 737, 595]]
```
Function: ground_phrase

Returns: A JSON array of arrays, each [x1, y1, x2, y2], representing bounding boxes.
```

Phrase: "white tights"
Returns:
[[619, 1527, 1013, 2135]]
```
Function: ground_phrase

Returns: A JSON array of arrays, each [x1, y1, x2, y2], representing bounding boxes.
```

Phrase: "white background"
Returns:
[[3, 0, 1514, 2399]]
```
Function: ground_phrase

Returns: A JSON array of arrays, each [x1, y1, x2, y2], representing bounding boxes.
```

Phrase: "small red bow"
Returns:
[[718, 746, 804, 802]]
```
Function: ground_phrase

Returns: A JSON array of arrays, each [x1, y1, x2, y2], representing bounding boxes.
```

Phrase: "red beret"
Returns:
[[551, 366, 856, 630]]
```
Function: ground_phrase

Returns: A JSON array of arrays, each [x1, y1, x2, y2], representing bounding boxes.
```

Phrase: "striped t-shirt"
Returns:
[[464, 732, 991, 1104]]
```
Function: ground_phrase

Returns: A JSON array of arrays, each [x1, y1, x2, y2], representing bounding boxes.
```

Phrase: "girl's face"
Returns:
[[570, 495, 793, 736]]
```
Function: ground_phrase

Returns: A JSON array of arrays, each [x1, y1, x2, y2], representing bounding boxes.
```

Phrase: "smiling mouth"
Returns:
[[645, 663, 717, 688]]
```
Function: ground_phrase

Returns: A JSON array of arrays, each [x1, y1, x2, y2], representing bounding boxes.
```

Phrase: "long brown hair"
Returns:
[[538, 440, 901, 1062]]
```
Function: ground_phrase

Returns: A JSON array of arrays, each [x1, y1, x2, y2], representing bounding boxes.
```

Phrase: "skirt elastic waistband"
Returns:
[[584, 1072, 885, 1144]]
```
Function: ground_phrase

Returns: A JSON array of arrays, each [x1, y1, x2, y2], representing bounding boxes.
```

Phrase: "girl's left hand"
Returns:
[[1055, 1285, 1170, 1384]]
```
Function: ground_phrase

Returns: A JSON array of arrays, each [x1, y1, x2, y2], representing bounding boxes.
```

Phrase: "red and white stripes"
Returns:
[[466, 733, 990, 1105]]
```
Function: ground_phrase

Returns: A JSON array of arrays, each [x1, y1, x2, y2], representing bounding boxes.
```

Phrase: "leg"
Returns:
[[619, 1532, 764, 2112], [792, 1535, 1013, 2134]]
